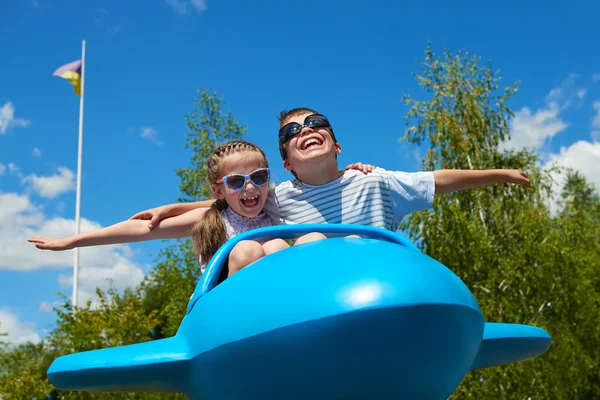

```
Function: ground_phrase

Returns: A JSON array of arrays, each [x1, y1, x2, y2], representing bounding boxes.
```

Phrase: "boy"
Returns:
[[132, 107, 530, 232]]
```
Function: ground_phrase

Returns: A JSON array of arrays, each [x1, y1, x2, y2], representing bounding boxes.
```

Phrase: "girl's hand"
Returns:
[[345, 162, 376, 174], [27, 236, 73, 251]]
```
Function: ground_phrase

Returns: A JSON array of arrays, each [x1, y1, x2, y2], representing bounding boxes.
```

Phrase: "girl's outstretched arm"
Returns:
[[28, 208, 207, 251]]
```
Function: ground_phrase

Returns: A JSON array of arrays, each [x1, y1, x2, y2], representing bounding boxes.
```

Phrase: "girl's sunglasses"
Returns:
[[216, 168, 270, 191], [278, 114, 331, 146]]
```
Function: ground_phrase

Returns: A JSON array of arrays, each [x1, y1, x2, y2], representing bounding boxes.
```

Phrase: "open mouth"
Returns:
[[300, 137, 323, 151], [240, 194, 260, 209]]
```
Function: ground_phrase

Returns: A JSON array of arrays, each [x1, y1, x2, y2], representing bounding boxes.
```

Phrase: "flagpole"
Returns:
[[73, 39, 86, 309]]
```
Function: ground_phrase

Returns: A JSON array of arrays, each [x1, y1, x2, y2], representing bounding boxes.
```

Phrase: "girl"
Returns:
[[28, 140, 328, 278]]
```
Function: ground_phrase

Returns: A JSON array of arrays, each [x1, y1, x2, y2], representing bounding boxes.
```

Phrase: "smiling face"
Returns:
[[212, 151, 270, 218], [282, 112, 341, 175]]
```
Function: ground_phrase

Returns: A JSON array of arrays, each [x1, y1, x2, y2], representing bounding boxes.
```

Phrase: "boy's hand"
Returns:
[[28, 236, 73, 251], [345, 162, 376, 174], [129, 206, 173, 229], [503, 170, 531, 188]]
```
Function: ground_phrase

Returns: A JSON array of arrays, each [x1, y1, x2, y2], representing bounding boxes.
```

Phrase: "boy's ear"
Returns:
[[211, 183, 225, 200], [335, 142, 342, 154]]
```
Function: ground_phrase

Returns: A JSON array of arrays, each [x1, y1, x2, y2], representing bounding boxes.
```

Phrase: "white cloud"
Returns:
[[22, 167, 75, 199], [107, 25, 123, 35], [0, 309, 41, 345], [190, 0, 207, 12], [544, 141, 600, 214], [93, 8, 123, 35], [0, 163, 5, 176], [32, 147, 42, 158], [166, 0, 188, 13], [0, 199, 136, 273], [592, 100, 600, 141], [0, 102, 31, 135], [141, 126, 164, 145], [0, 188, 146, 307], [166, 0, 207, 14], [544, 73, 585, 109], [502, 75, 589, 153], [505, 77, 600, 215], [39, 300, 60, 313], [8, 162, 23, 178], [503, 103, 568, 151], [55, 201, 66, 213], [94, 8, 109, 24], [58, 258, 145, 306], [0, 191, 42, 226]]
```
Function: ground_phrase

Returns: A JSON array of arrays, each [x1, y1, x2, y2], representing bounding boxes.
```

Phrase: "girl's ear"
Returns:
[[283, 159, 292, 172], [211, 183, 225, 200]]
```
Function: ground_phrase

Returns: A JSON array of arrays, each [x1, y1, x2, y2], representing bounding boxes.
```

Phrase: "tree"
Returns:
[[140, 239, 204, 339], [176, 88, 248, 202], [140, 88, 247, 339], [0, 89, 247, 399], [0, 323, 7, 348], [0, 341, 56, 400], [554, 171, 600, 398], [0, 288, 182, 399], [399, 44, 600, 398], [0, 88, 247, 399]]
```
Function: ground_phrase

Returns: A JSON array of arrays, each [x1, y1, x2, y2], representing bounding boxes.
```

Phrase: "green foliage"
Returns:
[[3, 50, 598, 400], [140, 239, 202, 339], [400, 44, 600, 399], [0, 288, 186, 399], [0, 324, 7, 348], [176, 88, 248, 202], [0, 341, 56, 400], [47, 288, 159, 353], [144, 87, 247, 338], [0, 88, 244, 399]]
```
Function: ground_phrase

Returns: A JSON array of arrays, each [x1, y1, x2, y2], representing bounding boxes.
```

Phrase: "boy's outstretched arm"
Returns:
[[28, 208, 207, 251], [129, 200, 214, 229], [433, 169, 531, 194]]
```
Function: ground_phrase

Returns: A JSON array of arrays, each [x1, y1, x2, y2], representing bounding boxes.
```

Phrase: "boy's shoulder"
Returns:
[[272, 179, 302, 196], [346, 167, 435, 197], [272, 168, 424, 190], [343, 167, 427, 184]]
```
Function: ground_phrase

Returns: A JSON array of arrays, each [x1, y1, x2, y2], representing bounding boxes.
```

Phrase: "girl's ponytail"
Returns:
[[192, 199, 228, 265]]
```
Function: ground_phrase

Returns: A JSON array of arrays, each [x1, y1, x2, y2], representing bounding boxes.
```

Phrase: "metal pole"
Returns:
[[73, 39, 86, 309]]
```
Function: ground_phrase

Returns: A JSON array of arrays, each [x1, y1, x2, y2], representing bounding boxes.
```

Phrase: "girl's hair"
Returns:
[[191, 140, 269, 267]]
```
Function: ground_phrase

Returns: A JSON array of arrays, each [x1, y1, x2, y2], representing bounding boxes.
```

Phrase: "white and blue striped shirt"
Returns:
[[264, 168, 435, 231]]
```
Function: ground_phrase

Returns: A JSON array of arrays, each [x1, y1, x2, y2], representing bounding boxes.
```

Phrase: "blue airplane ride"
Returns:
[[46, 224, 552, 399]]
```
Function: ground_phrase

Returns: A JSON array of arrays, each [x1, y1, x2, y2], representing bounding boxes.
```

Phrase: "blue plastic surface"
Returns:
[[471, 322, 552, 370], [46, 224, 552, 399]]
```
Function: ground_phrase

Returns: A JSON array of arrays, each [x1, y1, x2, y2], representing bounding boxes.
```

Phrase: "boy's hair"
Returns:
[[277, 107, 320, 128], [277, 107, 339, 180], [191, 140, 269, 267]]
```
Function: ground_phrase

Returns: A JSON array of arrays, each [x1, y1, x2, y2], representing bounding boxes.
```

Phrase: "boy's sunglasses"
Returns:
[[216, 168, 270, 191], [278, 114, 331, 146]]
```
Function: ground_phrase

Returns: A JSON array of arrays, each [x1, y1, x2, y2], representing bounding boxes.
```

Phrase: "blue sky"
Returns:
[[1, 0, 599, 344]]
